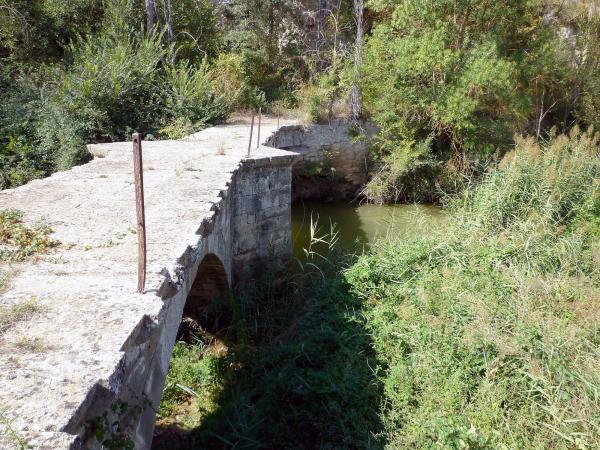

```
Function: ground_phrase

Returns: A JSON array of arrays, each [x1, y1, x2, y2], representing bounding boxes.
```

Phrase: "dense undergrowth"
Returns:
[[155, 233, 382, 449], [158, 129, 599, 449], [349, 129, 600, 448]]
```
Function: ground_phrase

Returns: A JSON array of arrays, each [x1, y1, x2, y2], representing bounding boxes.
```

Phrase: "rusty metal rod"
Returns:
[[256, 107, 262, 149], [132, 133, 146, 293], [247, 111, 255, 157]]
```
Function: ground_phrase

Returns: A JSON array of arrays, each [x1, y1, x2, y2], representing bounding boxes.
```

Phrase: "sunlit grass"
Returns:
[[347, 129, 600, 448]]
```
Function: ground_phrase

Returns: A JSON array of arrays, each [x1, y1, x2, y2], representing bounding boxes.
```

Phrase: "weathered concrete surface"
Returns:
[[266, 120, 378, 201], [0, 118, 297, 449]]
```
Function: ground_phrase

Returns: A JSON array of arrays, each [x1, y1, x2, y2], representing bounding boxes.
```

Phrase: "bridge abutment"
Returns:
[[231, 158, 293, 285]]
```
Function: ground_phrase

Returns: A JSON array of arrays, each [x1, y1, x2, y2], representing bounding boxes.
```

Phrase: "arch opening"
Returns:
[[178, 253, 233, 342]]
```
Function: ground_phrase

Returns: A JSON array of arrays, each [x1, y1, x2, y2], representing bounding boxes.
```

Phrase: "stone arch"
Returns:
[[181, 253, 233, 338]]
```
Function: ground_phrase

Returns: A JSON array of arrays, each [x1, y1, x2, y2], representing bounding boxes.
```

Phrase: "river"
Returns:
[[291, 201, 445, 260]]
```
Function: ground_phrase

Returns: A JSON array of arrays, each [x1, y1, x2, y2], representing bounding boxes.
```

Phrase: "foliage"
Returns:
[[168, 0, 221, 62], [297, 60, 355, 124], [216, 0, 307, 104], [0, 0, 231, 187], [36, 29, 167, 170], [572, 4, 600, 131], [156, 228, 383, 449], [0, 0, 103, 64], [360, 0, 595, 202], [208, 53, 250, 111], [163, 61, 228, 128], [0, 209, 57, 261], [346, 130, 600, 448]]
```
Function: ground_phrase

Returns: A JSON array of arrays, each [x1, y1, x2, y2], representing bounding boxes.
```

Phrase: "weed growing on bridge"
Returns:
[[0, 298, 40, 336], [0, 410, 30, 450], [0, 209, 57, 262], [15, 336, 46, 353]]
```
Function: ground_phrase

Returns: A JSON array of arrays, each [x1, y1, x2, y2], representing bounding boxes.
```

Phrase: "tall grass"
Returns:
[[347, 129, 600, 448]]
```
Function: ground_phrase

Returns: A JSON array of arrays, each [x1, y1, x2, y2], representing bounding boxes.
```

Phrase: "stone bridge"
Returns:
[[0, 118, 298, 449]]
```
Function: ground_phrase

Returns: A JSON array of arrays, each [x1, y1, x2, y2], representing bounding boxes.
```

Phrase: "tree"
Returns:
[[361, 0, 566, 201], [145, 0, 155, 33], [350, 0, 363, 121]]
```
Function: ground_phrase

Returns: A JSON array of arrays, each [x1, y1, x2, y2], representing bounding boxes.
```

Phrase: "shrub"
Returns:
[[208, 53, 250, 110], [360, 0, 569, 202], [34, 30, 167, 169], [163, 60, 228, 130], [297, 63, 352, 124]]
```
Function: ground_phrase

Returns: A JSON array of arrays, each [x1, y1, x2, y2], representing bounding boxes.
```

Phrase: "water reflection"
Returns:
[[291, 201, 445, 259]]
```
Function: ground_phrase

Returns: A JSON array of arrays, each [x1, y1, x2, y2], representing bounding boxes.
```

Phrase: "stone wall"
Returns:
[[130, 154, 294, 448], [266, 120, 377, 201], [232, 159, 293, 284]]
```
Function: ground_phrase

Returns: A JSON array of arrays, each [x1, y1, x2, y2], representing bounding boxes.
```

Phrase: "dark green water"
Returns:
[[291, 201, 445, 259]]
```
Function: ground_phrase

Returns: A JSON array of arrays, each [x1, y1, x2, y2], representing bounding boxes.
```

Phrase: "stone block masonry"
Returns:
[[266, 120, 378, 201], [231, 163, 293, 283], [0, 118, 298, 449]]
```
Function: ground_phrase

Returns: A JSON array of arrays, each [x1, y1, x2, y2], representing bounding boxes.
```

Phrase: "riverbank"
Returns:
[[155, 130, 600, 448], [346, 131, 600, 448]]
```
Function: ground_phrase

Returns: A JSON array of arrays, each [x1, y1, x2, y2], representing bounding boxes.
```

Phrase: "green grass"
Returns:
[[0, 209, 57, 262], [347, 129, 600, 448], [156, 249, 382, 449], [157, 129, 600, 449]]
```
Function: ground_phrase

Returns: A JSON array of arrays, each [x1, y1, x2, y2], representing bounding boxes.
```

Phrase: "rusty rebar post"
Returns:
[[247, 111, 255, 157], [132, 133, 146, 293], [256, 107, 262, 149]]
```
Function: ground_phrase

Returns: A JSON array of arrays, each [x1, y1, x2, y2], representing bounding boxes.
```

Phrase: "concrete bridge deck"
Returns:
[[0, 118, 297, 449]]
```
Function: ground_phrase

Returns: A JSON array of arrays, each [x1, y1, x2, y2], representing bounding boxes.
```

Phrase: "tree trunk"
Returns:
[[350, 0, 364, 122], [145, 0, 155, 34], [315, 0, 331, 73], [164, 0, 174, 46]]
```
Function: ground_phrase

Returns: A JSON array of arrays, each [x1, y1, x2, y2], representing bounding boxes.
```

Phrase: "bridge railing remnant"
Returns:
[[132, 132, 147, 293]]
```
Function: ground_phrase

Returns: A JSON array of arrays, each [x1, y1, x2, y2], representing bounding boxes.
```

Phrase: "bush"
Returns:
[[297, 63, 352, 124], [360, 0, 568, 202], [208, 53, 250, 110], [33, 29, 167, 169], [163, 60, 228, 129], [346, 129, 600, 448]]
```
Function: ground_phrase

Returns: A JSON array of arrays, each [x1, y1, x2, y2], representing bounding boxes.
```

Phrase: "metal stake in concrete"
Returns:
[[256, 107, 261, 149], [277, 114, 280, 129], [247, 111, 255, 157], [132, 133, 146, 293]]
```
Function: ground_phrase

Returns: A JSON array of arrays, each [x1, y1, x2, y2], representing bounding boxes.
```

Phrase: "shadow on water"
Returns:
[[153, 203, 386, 449]]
